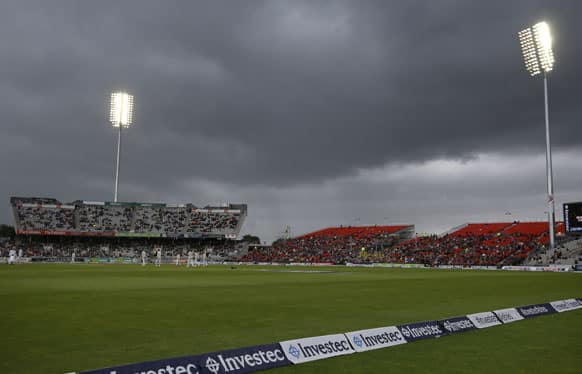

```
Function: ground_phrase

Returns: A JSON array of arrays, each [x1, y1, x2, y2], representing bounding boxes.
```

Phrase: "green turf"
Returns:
[[0, 265, 580, 374]]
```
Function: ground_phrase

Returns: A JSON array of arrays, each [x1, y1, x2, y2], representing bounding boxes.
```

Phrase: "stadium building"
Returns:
[[9, 197, 247, 262], [6, 197, 581, 268]]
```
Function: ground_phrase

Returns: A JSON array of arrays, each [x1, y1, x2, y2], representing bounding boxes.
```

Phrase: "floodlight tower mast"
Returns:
[[518, 21, 556, 250], [109, 92, 134, 202]]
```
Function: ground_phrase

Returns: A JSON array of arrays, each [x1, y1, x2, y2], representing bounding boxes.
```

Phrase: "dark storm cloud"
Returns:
[[1, 0, 581, 237]]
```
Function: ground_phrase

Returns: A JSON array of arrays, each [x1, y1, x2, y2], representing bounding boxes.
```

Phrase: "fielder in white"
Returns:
[[71, 251, 76, 263], [155, 248, 162, 267], [202, 251, 208, 267], [141, 250, 147, 266], [194, 252, 199, 267], [187, 250, 194, 268], [18, 248, 23, 263], [175, 253, 181, 266], [9, 249, 17, 265]]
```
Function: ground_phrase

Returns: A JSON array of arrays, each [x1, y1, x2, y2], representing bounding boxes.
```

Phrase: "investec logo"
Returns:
[[346, 326, 406, 352], [398, 321, 443, 341], [104, 364, 199, 374], [280, 334, 354, 364], [203, 347, 286, 373], [550, 299, 582, 312], [289, 340, 351, 359], [441, 318, 475, 333], [522, 306, 549, 316], [494, 308, 524, 324], [475, 316, 497, 324], [518, 304, 553, 317], [473, 315, 498, 325], [467, 312, 502, 329]]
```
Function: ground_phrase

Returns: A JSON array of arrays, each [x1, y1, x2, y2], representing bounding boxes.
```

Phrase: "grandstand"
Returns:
[[6, 196, 249, 262], [6, 201, 580, 268], [387, 221, 567, 266], [242, 225, 414, 264], [10, 197, 247, 239], [242, 221, 574, 267]]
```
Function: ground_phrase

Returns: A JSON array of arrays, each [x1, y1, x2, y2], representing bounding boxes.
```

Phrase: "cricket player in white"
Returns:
[[194, 252, 199, 267], [9, 249, 17, 265], [175, 253, 181, 266], [187, 250, 193, 268], [202, 251, 208, 267], [156, 248, 162, 267], [141, 250, 147, 266], [18, 248, 23, 263], [71, 251, 76, 263]]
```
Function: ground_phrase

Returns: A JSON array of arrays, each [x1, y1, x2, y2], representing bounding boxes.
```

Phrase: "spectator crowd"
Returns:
[[242, 223, 567, 267], [0, 236, 241, 261], [17, 206, 75, 231], [11, 197, 245, 237], [241, 226, 407, 264]]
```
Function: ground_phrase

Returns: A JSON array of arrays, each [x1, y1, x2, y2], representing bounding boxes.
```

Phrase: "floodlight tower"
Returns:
[[109, 92, 134, 202], [518, 21, 556, 250]]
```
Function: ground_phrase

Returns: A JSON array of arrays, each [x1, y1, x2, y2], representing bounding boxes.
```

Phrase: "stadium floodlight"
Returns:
[[109, 92, 134, 202], [518, 22, 554, 77], [518, 21, 556, 250], [109, 92, 134, 128]]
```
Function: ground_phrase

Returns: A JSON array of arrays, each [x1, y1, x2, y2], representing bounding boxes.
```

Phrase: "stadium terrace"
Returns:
[[241, 222, 579, 268], [10, 197, 247, 239], [3, 198, 580, 270]]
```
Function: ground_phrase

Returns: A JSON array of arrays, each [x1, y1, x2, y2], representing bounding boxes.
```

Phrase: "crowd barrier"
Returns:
[[501, 265, 572, 272], [69, 297, 582, 374], [3, 257, 195, 265], [3, 258, 576, 272], [243, 262, 575, 272]]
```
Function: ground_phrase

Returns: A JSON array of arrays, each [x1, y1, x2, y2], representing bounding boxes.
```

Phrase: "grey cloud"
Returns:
[[1, 0, 581, 236]]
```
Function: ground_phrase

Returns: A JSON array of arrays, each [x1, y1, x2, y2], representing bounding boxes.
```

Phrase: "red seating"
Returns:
[[242, 225, 412, 264], [449, 223, 512, 237], [298, 225, 410, 240], [242, 222, 563, 266], [505, 222, 550, 235]]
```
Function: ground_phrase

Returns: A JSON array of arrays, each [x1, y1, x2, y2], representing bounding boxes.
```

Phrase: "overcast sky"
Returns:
[[1, 0, 581, 242]]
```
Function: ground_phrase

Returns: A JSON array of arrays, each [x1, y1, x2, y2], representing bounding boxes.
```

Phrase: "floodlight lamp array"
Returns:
[[533, 22, 554, 73], [109, 92, 134, 128], [518, 28, 540, 76], [518, 21, 554, 77]]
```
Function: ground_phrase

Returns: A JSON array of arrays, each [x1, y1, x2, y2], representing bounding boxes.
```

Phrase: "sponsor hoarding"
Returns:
[[45, 231, 116, 237], [466, 312, 501, 329], [470, 266, 499, 270], [438, 316, 476, 334], [516, 303, 557, 318], [345, 326, 407, 352], [79, 354, 201, 374], [396, 321, 444, 342], [79, 343, 290, 374], [279, 334, 354, 364], [502, 265, 571, 272], [197, 343, 290, 374], [493, 308, 524, 324], [115, 232, 161, 238], [549, 299, 582, 313]]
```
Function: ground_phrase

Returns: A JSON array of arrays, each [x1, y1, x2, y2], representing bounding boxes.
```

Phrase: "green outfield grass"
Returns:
[[0, 264, 581, 374]]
